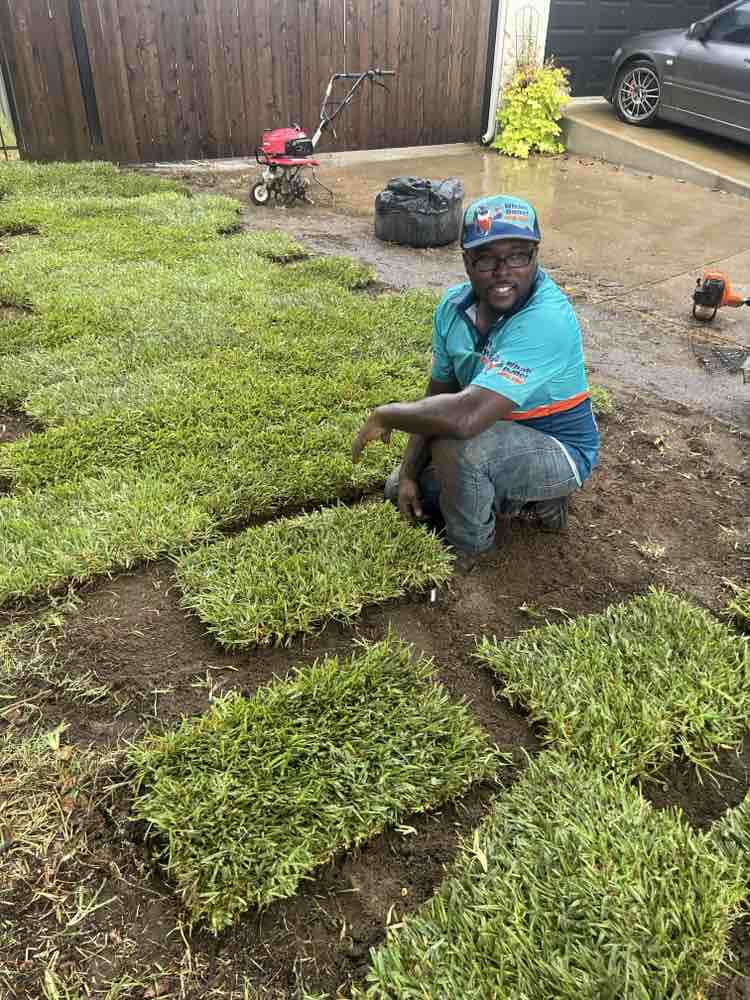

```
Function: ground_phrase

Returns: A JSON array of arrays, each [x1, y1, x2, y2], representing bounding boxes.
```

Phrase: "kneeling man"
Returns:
[[352, 194, 599, 554]]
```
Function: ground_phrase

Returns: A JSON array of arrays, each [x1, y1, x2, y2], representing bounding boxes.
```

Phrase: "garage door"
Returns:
[[546, 0, 724, 96]]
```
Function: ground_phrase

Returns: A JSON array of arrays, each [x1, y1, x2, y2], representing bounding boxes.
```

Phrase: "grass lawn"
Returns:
[[0, 162, 435, 605], [130, 637, 501, 930], [476, 588, 750, 777], [355, 753, 746, 1000]]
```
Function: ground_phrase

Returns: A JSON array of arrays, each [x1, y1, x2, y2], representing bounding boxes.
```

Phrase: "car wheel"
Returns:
[[250, 182, 270, 206], [614, 60, 661, 126]]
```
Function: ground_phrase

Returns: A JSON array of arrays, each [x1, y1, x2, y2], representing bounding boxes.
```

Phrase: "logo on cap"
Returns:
[[476, 206, 493, 234]]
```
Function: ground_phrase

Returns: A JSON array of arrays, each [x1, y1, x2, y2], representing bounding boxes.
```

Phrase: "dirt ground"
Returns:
[[4, 158, 750, 998]]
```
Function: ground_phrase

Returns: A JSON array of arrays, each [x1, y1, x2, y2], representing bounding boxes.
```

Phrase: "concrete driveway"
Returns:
[[155, 143, 750, 427], [563, 98, 750, 199]]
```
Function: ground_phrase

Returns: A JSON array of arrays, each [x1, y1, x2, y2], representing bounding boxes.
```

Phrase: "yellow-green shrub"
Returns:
[[493, 60, 571, 159]]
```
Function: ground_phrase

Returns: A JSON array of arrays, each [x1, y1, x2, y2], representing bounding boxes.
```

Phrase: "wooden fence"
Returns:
[[0, 0, 494, 163]]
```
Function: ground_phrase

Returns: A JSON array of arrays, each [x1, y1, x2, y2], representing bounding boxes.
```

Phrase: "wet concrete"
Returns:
[[151, 147, 750, 427], [564, 100, 750, 196]]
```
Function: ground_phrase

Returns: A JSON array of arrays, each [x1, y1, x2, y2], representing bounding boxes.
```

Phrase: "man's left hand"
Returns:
[[352, 410, 391, 464]]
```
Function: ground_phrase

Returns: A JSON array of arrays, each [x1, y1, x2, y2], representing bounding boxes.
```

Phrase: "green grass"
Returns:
[[0, 161, 186, 200], [175, 502, 453, 647], [354, 752, 745, 1000], [0, 162, 436, 603], [589, 383, 614, 416], [129, 636, 501, 931], [476, 589, 750, 777], [713, 791, 750, 870], [724, 579, 750, 630]]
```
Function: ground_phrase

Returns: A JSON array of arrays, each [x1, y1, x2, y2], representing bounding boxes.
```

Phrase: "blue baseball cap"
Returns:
[[461, 195, 541, 249]]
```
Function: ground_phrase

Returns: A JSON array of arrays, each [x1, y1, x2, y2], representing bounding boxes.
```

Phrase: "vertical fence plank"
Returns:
[[219, 0, 246, 155], [80, 0, 135, 161], [383, 0, 400, 147], [153, 0, 182, 161], [53, 0, 98, 158], [238, 0, 261, 154], [470, 0, 492, 139], [356, 0, 373, 149], [370, 0, 386, 148], [298, 0, 316, 141], [189, 0, 215, 157], [395, 0, 413, 149], [254, 0, 276, 131], [458, 0, 480, 146], [205, 0, 231, 155], [424, 0, 443, 144], [433, 0, 453, 143], [31, 0, 75, 159]]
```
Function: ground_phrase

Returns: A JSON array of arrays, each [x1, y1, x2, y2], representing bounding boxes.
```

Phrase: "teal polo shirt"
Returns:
[[431, 268, 599, 479]]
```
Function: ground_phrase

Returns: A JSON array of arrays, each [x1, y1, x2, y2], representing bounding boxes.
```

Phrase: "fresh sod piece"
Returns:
[[176, 502, 453, 647], [129, 637, 501, 930], [355, 752, 745, 1000], [476, 589, 750, 777]]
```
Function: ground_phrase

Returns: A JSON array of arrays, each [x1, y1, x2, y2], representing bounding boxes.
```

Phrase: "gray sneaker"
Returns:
[[523, 497, 569, 532]]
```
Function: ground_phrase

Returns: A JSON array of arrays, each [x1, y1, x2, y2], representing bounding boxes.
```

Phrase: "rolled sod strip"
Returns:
[[129, 638, 501, 931], [355, 753, 745, 1000], [476, 588, 750, 777], [176, 502, 453, 647]]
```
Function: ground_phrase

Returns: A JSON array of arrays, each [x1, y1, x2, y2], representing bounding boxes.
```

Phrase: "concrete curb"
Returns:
[[561, 113, 750, 200]]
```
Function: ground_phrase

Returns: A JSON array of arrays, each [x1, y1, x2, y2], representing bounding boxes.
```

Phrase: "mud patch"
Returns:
[[0, 301, 32, 319], [0, 224, 39, 240], [0, 409, 40, 455]]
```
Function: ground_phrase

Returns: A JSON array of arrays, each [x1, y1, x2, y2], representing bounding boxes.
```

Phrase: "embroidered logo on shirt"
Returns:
[[480, 352, 531, 385]]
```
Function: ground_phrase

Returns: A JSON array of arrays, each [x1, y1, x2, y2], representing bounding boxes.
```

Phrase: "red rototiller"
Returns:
[[250, 68, 394, 207]]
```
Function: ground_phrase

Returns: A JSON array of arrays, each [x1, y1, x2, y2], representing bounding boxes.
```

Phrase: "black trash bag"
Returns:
[[374, 176, 464, 249]]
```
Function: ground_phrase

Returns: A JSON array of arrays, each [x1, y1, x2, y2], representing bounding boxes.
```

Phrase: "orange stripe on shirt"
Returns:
[[505, 390, 591, 421]]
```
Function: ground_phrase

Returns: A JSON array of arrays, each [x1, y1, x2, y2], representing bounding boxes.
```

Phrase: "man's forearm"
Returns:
[[377, 395, 472, 440]]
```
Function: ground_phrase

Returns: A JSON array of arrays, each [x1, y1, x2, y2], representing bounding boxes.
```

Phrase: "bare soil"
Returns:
[[4, 392, 750, 999]]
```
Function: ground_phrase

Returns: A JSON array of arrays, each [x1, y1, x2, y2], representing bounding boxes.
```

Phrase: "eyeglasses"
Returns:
[[470, 249, 536, 273]]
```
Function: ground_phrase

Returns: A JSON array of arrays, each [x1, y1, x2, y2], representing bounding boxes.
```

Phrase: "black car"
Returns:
[[606, 0, 750, 144]]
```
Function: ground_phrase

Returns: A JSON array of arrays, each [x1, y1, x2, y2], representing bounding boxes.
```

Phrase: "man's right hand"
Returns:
[[397, 476, 424, 522]]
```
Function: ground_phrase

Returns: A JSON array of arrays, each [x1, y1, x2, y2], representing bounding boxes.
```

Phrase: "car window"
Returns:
[[708, 1, 750, 44]]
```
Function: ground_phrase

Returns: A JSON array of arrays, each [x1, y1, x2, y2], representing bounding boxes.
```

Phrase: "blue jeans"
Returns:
[[385, 422, 582, 554]]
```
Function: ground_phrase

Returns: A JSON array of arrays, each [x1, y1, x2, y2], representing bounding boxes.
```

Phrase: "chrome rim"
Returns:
[[618, 66, 660, 122], [253, 183, 269, 203]]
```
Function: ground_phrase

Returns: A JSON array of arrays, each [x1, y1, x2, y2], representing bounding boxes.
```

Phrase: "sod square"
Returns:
[[355, 753, 745, 1000], [129, 637, 501, 931], [175, 502, 453, 647], [476, 589, 750, 776]]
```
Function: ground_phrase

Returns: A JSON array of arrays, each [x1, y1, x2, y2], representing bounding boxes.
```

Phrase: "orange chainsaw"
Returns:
[[692, 270, 750, 322]]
